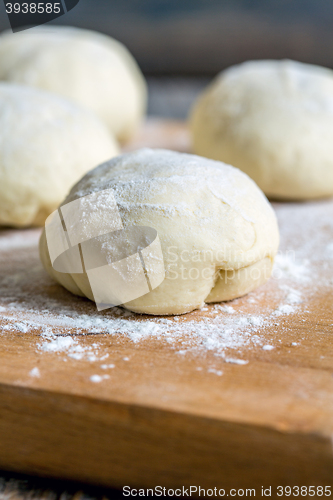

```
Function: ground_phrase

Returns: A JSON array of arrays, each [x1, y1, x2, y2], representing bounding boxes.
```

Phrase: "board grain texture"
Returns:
[[0, 120, 332, 493]]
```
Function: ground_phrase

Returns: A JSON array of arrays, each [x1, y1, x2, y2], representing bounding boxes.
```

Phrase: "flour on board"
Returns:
[[0, 199, 332, 367]]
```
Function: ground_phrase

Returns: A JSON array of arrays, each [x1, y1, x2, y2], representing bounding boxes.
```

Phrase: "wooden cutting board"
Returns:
[[0, 119, 332, 493]]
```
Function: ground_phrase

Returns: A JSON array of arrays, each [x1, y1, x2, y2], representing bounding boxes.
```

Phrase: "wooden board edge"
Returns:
[[0, 383, 332, 490]]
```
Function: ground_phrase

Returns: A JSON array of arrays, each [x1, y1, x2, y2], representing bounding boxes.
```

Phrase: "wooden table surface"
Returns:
[[0, 119, 333, 495]]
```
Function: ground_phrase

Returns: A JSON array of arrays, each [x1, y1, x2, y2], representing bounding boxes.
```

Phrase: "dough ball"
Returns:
[[0, 26, 147, 143], [39, 148, 279, 315], [0, 83, 119, 227], [190, 59, 333, 200]]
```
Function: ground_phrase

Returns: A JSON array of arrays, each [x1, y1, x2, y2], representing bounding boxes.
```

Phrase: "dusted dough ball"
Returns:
[[0, 83, 119, 227], [190, 60, 333, 200], [0, 26, 147, 143], [39, 149, 279, 315]]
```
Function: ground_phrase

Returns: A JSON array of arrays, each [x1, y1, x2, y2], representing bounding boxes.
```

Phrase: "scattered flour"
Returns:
[[224, 358, 249, 365], [326, 242, 333, 258], [29, 367, 40, 378], [0, 230, 38, 251], [90, 374, 110, 383], [0, 199, 332, 368], [215, 305, 235, 314], [274, 304, 296, 316], [272, 254, 310, 282], [208, 368, 223, 376]]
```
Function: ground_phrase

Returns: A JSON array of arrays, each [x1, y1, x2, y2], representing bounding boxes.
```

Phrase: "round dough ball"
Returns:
[[39, 148, 279, 315], [190, 59, 333, 200], [0, 26, 147, 143], [0, 83, 119, 227]]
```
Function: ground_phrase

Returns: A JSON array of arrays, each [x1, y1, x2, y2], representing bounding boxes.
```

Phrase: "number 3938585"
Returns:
[[5, 3, 61, 14]]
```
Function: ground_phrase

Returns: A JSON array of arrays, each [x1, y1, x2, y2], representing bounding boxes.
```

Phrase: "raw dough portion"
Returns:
[[40, 149, 279, 315], [0, 26, 147, 143], [0, 83, 119, 227], [190, 59, 333, 200]]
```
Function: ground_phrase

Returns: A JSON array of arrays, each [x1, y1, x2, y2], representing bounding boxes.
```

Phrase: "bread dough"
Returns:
[[0, 26, 147, 143], [190, 59, 333, 200], [0, 83, 119, 227], [40, 148, 279, 315]]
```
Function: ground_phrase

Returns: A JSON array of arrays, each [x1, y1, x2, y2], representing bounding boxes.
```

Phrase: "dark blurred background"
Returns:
[[1, 0, 333, 118], [1, 0, 333, 74]]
